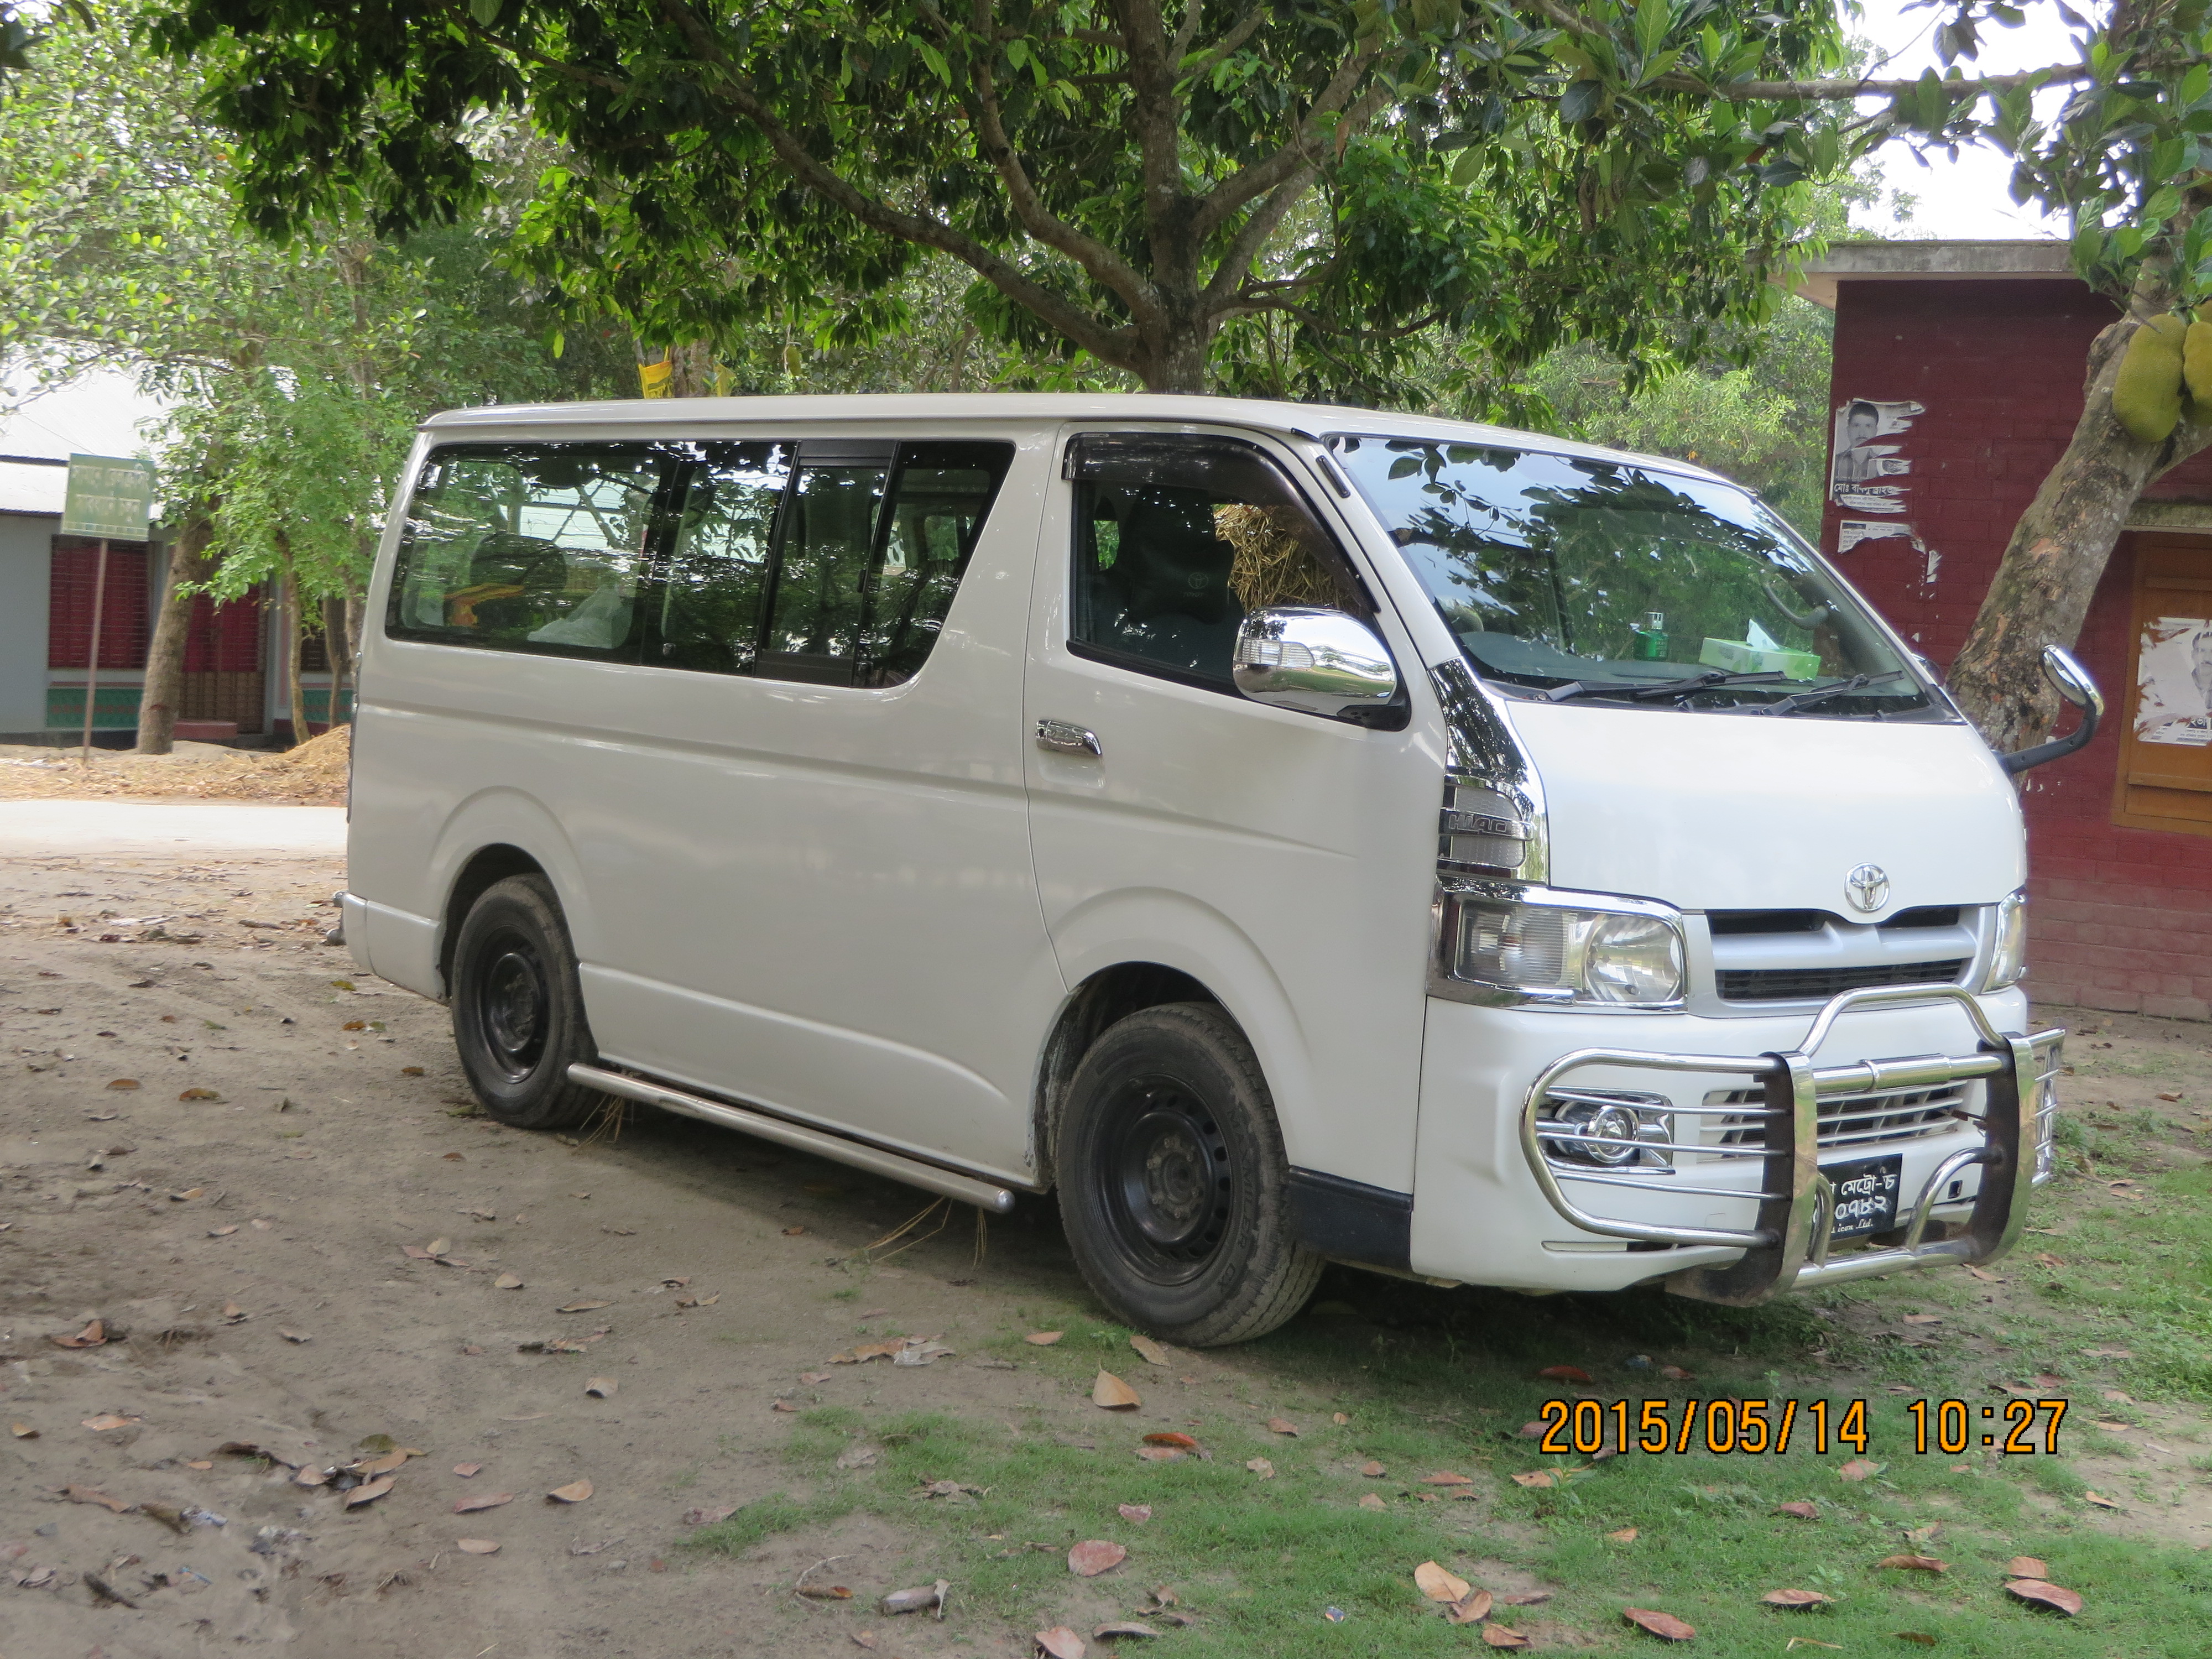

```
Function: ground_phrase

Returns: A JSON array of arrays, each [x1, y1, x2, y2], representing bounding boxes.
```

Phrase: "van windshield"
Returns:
[[1331, 436, 1937, 718]]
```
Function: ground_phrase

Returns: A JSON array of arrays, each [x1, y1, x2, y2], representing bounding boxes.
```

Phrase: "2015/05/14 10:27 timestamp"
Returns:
[[1533, 1397, 2068, 1457]]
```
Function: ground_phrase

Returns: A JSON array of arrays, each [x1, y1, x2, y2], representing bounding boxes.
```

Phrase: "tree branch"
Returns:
[[1112, 0, 1187, 285], [1201, 166, 1316, 307], [1192, 67, 1389, 241], [646, 0, 1145, 373], [962, 0, 1158, 325], [1180, 1, 1269, 82], [1654, 62, 2102, 101]]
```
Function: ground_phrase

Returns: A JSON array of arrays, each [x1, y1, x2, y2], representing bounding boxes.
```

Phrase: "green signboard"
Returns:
[[61, 453, 155, 540]]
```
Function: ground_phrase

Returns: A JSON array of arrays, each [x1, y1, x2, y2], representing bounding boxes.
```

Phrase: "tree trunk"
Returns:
[[1950, 309, 2212, 754], [135, 516, 215, 754], [322, 592, 351, 727], [276, 538, 311, 747]]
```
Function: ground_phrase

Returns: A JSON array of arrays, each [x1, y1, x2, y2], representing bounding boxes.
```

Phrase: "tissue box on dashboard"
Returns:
[[1699, 637, 1822, 681]]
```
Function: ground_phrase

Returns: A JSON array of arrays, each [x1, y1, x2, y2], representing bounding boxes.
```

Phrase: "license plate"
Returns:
[[1827, 1154, 1904, 1238]]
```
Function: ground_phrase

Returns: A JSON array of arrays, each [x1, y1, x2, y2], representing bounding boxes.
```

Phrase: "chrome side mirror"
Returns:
[[1232, 607, 1400, 719], [1999, 644, 2104, 775]]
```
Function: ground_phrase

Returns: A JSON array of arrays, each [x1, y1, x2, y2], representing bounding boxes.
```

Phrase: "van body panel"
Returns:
[[1517, 703, 2026, 912], [1409, 986, 2030, 1289], [1022, 425, 1440, 1197]]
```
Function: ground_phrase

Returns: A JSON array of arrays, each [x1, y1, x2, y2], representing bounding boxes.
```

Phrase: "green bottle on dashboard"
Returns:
[[1631, 612, 1669, 661]]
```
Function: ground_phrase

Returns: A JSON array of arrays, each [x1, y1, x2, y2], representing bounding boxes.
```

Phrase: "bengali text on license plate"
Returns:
[[1827, 1154, 1903, 1238]]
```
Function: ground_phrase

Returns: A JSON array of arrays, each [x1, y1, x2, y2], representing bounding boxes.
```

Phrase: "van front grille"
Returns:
[[1715, 959, 1969, 1003], [1704, 1083, 1969, 1151]]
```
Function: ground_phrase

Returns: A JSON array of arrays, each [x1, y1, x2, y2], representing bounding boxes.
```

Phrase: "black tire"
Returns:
[[1056, 1002, 1322, 1347], [450, 874, 602, 1130]]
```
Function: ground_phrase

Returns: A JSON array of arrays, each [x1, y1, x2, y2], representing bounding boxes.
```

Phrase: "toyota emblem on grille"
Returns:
[[1845, 863, 1890, 913]]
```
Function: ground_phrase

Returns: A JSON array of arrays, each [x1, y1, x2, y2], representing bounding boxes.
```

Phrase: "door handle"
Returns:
[[1036, 718, 1102, 758]]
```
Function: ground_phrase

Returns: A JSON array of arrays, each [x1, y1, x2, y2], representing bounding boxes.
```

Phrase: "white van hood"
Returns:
[[1507, 703, 2025, 914]]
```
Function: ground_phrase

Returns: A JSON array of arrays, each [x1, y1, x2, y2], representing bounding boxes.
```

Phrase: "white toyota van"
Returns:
[[341, 394, 2096, 1345]]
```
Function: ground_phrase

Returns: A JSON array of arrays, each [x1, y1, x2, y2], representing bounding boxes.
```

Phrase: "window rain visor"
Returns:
[[1331, 437, 1937, 718]]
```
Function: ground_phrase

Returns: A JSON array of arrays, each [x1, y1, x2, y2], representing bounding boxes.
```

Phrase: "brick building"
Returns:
[[1798, 242, 2212, 1019]]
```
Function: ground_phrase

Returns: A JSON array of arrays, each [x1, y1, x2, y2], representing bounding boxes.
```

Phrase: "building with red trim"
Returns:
[[1798, 242, 2212, 1020]]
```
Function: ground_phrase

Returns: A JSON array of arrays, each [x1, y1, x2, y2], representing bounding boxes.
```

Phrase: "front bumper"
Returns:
[[1517, 985, 2060, 1304]]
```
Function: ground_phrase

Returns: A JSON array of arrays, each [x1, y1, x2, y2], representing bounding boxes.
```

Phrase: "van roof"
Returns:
[[420, 393, 1734, 490]]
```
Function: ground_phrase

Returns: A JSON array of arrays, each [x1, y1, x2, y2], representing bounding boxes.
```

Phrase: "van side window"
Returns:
[[757, 444, 892, 684], [655, 443, 791, 675], [861, 442, 1016, 687], [387, 445, 667, 658], [1066, 434, 1366, 691]]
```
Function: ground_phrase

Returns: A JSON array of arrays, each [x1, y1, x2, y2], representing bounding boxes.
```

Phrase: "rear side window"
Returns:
[[387, 445, 671, 658], [1066, 434, 1366, 691], [393, 436, 1014, 688]]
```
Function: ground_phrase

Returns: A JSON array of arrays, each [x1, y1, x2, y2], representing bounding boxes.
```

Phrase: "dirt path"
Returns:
[[0, 846, 1154, 1658]]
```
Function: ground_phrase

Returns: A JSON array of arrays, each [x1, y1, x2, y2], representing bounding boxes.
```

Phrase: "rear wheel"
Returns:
[[1056, 1003, 1321, 1347], [451, 874, 601, 1130]]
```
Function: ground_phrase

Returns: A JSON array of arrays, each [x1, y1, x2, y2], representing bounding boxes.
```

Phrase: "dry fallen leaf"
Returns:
[[547, 1479, 593, 1504], [586, 1377, 618, 1399], [1623, 1607, 1697, 1642], [1483, 1624, 1532, 1649], [452, 1463, 483, 1478], [1068, 1540, 1126, 1577], [494, 1273, 524, 1290], [1265, 1416, 1298, 1436], [8, 1422, 35, 1439], [1837, 1458, 1882, 1481], [1093, 1370, 1141, 1410], [81, 1413, 139, 1432], [1902, 1314, 1943, 1326], [1419, 1471, 1473, 1486], [1510, 1472, 1554, 1489], [1358, 1493, 1386, 1510], [2005, 1578, 2083, 1616], [1968, 1266, 2005, 1282], [2033, 1252, 2066, 1268], [52, 1318, 106, 1349], [107, 1078, 140, 1091], [1245, 1457, 1275, 1479], [1773, 1501, 1820, 1520], [2006, 1556, 2049, 1579], [1332, 1411, 1350, 1425], [1359, 1459, 1386, 1477], [797, 1584, 855, 1600], [1496, 1592, 1553, 1608], [279, 1329, 311, 1344], [454, 1493, 515, 1514], [456, 1538, 500, 1554], [59, 1484, 133, 1513], [1025, 1331, 1064, 1345], [1536, 1365, 1593, 1383], [1876, 1555, 1948, 1574], [1445, 1588, 1493, 1626], [781, 1225, 806, 1236], [1036, 1626, 1087, 1659], [1119, 1504, 1153, 1523], [354, 1449, 410, 1478], [2083, 1491, 2120, 1510], [683, 1504, 737, 1526], [558, 1300, 610, 1313], [1605, 1527, 1639, 1543], [401, 1065, 425, 1076], [1133, 1446, 1186, 1463], [1761, 1589, 1834, 1607], [1415, 1562, 1471, 1603], [800, 1371, 831, 1385], [1658, 1364, 1694, 1381], [1130, 1334, 1170, 1366], [345, 1475, 395, 1509]]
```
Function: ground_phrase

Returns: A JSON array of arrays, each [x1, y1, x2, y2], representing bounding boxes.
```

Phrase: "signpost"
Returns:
[[60, 455, 155, 765]]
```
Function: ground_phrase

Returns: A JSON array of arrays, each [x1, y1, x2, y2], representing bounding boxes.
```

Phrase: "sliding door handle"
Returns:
[[1036, 718, 1102, 758]]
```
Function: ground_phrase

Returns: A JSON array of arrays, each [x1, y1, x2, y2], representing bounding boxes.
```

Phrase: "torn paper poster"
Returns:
[[1834, 519, 1940, 584], [1831, 399, 1924, 507], [2135, 615, 2212, 745]]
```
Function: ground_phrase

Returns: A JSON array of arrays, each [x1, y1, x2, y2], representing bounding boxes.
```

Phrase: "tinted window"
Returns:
[[1068, 434, 1364, 691], [863, 445, 1014, 687], [759, 446, 893, 684], [654, 442, 790, 675], [387, 445, 669, 658]]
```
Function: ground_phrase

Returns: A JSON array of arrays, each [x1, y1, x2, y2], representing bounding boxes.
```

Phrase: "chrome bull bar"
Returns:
[[1515, 985, 2064, 1307]]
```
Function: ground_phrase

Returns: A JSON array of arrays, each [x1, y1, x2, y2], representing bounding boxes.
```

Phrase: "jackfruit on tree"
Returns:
[[2114, 314, 2187, 444], [2184, 317, 2212, 424]]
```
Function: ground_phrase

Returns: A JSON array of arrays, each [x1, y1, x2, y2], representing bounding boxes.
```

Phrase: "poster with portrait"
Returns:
[[2136, 616, 2212, 746], [1830, 398, 1923, 513]]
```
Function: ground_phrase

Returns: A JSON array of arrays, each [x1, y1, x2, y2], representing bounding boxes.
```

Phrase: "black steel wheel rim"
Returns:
[[1099, 1076, 1233, 1284], [474, 928, 549, 1083]]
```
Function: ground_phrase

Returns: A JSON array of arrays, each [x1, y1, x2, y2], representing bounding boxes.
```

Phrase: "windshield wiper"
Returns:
[[1540, 670, 1787, 705], [1747, 671, 1907, 716]]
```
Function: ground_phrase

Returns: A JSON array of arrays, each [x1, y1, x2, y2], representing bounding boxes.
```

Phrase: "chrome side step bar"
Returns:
[[567, 1063, 1020, 1214]]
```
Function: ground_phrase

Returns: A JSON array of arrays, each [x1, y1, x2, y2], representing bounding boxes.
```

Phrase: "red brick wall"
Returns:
[[1824, 276, 2212, 1018]]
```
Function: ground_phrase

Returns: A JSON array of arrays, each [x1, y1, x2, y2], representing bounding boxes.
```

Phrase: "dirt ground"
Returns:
[[4, 840, 2208, 1657], [0, 841, 1182, 1658], [0, 729, 350, 808]]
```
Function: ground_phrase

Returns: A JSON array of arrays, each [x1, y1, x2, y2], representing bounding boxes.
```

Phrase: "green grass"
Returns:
[[684, 1060, 2212, 1656]]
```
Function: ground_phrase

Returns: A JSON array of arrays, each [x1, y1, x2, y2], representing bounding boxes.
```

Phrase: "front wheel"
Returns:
[[450, 874, 602, 1130], [1056, 1003, 1321, 1347]]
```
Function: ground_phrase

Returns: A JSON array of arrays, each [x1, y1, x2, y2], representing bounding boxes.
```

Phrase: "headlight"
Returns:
[[1981, 890, 2028, 991], [1451, 895, 1685, 1006]]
